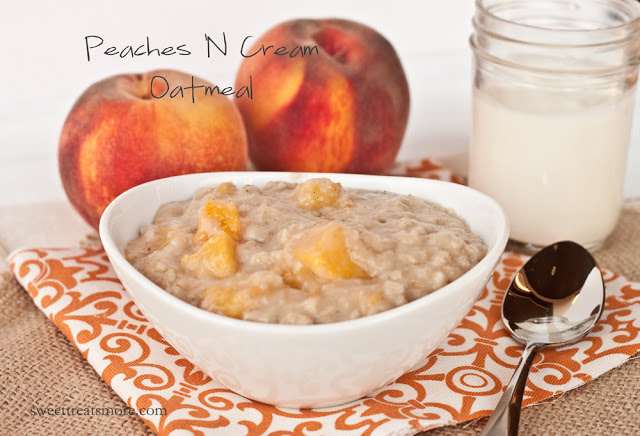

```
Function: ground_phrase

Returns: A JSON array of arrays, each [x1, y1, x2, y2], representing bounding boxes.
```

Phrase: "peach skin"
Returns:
[[59, 69, 248, 229], [235, 19, 410, 174]]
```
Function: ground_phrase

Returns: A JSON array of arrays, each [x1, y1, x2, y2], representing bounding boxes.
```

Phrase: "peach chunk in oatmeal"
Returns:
[[293, 222, 369, 281]]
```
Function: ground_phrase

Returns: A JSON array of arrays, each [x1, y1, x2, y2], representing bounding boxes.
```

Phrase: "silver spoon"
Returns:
[[480, 241, 605, 436]]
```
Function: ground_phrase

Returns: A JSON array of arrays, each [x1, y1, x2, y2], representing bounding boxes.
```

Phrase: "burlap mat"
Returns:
[[1, 206, 639, 435]]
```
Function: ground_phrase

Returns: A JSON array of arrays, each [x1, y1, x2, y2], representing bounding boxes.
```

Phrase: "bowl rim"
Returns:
[[99, 171, 509, 336]]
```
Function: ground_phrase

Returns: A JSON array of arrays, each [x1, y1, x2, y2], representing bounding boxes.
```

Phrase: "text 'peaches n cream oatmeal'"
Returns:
[[124, 178, 487, 324]]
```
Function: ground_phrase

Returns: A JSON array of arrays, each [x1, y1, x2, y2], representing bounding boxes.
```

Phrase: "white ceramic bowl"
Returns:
[[99, 172, 509, 408]]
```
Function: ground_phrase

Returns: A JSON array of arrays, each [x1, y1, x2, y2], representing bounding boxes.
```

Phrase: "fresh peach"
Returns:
[[234, 18, 410, 174], [59, 69, 248, 229]]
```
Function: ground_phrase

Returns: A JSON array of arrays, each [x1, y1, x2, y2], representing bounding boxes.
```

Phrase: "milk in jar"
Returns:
[[469, 86, 635, 248]]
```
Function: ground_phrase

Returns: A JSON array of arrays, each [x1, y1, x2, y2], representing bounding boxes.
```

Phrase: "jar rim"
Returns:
[[471, 0, 640, 73], [471, 18, 639, 50], [475, 0, 640, 39], [470, 34, 640, 75]]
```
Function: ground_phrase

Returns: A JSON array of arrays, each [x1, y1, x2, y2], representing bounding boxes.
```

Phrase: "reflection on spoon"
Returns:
[[480, 241, 605, 436]]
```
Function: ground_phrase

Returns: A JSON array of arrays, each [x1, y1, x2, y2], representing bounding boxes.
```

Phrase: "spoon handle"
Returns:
[[479, 342, 542, 436]]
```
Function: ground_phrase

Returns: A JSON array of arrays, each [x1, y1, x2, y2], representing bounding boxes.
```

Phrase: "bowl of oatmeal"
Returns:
[[99, 172, 509, 408]]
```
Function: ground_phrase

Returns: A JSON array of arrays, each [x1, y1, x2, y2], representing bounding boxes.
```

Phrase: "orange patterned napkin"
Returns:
[[8, 248, 640, 435], [8, 160, 640, 435]]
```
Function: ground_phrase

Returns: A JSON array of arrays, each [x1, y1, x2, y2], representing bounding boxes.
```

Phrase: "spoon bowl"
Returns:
[[503, 241, 604, 345], [481, 241, 605, 436]]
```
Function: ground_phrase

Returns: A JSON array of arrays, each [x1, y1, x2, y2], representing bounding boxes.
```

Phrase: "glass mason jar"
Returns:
[[469, 0, 640, 252]]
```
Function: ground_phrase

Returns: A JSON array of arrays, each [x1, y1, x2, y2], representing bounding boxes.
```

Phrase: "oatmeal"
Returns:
[[124, 178, 487, 324]]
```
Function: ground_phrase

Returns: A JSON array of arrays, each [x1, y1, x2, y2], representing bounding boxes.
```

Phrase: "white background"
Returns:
[[0, 0, 638, 207]]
